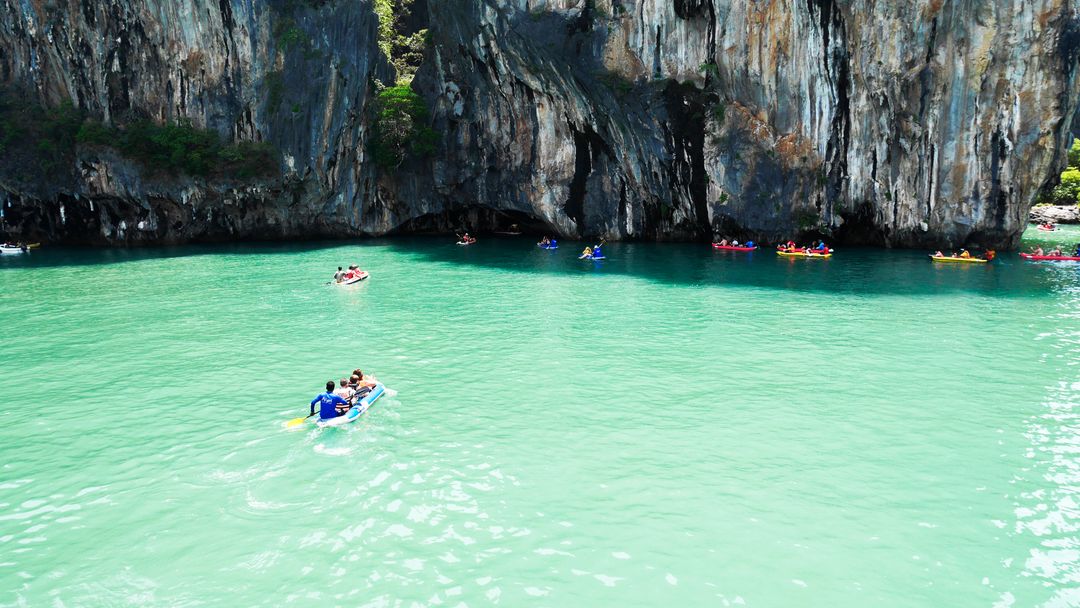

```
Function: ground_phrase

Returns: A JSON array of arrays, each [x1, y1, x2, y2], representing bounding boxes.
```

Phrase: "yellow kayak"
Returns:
[[929, 255, 987, 264], [777, 250, 832, 259]]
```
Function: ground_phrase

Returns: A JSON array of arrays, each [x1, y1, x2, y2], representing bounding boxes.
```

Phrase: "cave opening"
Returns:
[[392, 206, 556, 236]]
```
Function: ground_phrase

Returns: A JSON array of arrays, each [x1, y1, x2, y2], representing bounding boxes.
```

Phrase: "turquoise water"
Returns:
[[2, 227, 1080, 606]]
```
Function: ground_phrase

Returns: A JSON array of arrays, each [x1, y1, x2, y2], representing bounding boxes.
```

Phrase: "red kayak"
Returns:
[[1020, 253, 1080, 261], [711, 243, 757, 251]]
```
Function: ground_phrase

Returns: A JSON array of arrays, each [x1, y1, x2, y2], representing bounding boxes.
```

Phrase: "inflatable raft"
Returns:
[[317, 382, 386, 427], [929, 255, 988, 264], [777, 250, 831, 259], [338, 271, 369, 284], [1020, 253, 1080, 261], [712, 244, 757, 251]]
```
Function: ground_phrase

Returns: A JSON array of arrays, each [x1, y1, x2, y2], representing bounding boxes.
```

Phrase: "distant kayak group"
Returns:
[[538, 235, 606, 259], [0, 241, 37, 254], [331, 263, 369, 284], [929, 249, 995, 264], [1021, 244, 1080, 261]]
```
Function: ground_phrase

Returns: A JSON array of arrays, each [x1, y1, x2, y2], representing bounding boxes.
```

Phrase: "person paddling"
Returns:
[[311, 380, 350, 420]]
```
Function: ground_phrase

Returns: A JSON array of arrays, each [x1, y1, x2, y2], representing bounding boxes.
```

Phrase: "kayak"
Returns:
[[538, 244, 558, 250], [338, 271, 369, 284], [0, 245, 28, 254], [711, 244, 757, 251], [1020, 253, 1080, 261], [494, 231, 522, 236], [1037, 226, 1057, 232], [317, 382, 386, 427], [777, 250, 831, 258], [580, 254, 606, 260], [456, 241, 475, 246], [929, 255, 988, 264]]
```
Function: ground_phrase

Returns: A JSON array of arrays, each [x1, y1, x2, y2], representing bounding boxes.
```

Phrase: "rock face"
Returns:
[[1030, 204, 1080, 224], [1, 0, 1079, 248]]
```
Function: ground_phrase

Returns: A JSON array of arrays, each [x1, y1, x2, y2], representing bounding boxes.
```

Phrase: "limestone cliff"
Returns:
[[1, 0, 1078, 248]]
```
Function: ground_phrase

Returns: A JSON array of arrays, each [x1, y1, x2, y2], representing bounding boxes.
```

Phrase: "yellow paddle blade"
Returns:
[[285, 417, 308, 428]]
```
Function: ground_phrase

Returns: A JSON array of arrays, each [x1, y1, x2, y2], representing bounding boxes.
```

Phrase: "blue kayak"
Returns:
[[316, 382, 386, 427]]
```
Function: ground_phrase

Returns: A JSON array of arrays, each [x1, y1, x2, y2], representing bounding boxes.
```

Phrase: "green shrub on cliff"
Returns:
[[1042, 138, 1080, 206], [77, 117, 277, 178], [1047, 167, 1080, 205], [0, 89, 275, 181], [372, 0, 428, 84], [372, 84, 438, 170], [0, 96, 83, 175]]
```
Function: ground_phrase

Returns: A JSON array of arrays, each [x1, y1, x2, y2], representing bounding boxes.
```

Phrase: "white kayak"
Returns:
[[0, 245, 28, 254]]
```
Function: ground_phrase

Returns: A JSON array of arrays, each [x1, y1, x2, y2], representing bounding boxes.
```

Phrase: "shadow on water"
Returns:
[[2, 229, 1078, 298], [0, 240, 352, 271], [376, 234, 1078, 298]]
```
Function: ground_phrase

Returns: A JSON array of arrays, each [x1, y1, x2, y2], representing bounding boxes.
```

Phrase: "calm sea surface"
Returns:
[[2, 227, 1080, 606]]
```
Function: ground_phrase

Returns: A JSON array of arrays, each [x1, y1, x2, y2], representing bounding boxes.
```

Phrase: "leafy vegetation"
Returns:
[[0, 96, 87, 178], [0, 88, 277, 180], [77, 118, 277, 178], [372, 0, 428, 83], [266, 70, 286, 111], [794, 209, 821, 230], [1042, 138, 1080, 205], [595, 70, 635, 97], [372, 84, 438, 169]]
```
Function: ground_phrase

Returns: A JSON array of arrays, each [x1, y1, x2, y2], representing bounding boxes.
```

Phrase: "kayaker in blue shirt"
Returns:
[[311, 381, 350, 419], [592, 245, 603, 258]]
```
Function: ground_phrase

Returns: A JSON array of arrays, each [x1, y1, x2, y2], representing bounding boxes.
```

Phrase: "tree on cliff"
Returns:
[[372, 84, 438, 170], [1043, 139, 1080, 205]]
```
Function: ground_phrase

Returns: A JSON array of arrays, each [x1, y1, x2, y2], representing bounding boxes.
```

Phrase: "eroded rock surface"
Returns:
[[2, 0, 1079, 248]]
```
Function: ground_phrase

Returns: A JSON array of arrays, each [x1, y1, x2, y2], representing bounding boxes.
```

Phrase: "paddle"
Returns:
[[286, 412, 316, 428]]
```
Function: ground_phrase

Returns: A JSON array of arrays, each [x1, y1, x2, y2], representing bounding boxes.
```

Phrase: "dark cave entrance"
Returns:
[[392, 206, 556, 236]]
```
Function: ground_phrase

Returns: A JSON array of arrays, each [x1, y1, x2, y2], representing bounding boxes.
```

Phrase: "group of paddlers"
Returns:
[[332, 264, 366, 283], [1029, 244, 1080, 257], [309, 369, 379, 420], [777, 240, 830, 254]]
